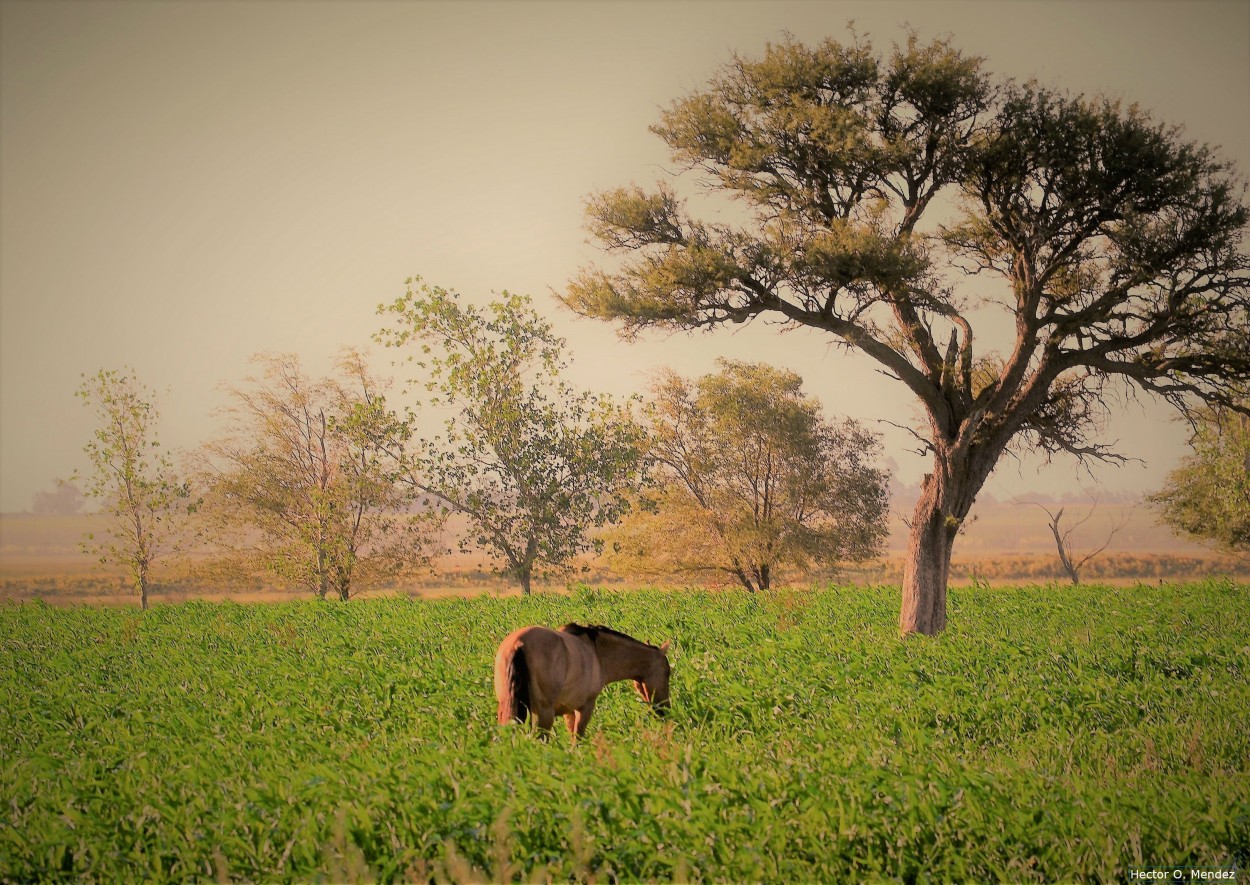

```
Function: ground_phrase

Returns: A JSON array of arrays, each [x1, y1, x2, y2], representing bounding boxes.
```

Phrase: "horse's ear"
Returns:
[[659, 640, 671, 654]]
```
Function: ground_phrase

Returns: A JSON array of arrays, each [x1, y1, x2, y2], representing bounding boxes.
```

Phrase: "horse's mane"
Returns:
[[560, 623, 657, 649]]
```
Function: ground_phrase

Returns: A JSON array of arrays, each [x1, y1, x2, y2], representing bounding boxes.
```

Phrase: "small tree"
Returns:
[[73, 368, 189, 609], [1017, 492, 1130, 584], [563, 32, 1250, 634], [377, 279, 646, 594], [1150, 401, 1250, 553], [609, 360, 889, 591], [196, 351, 438, 599]]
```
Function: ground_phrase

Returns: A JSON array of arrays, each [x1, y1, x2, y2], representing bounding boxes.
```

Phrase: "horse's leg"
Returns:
[[534, 705, 556, 741], [571, 697, 597, 742]]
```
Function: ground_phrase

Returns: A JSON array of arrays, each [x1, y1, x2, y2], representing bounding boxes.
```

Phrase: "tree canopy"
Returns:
[[1150, 402, 1250, 554], [195, 351, 437, 600], [378, 280, 646, 594], [563, 31, 1250, 634], [609, 360, 889, 591]]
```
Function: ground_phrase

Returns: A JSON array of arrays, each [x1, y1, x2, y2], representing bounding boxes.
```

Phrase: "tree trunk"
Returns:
[[730, 559, 758, 592], [899, 498, 955, 635], [899, 460, 986, 637], [314, 547, 329, 599], [135, 557, 150, 611], [1046, 510, 1081, 585], [333, 551, 355, 601], [518, 569, 532, 595]]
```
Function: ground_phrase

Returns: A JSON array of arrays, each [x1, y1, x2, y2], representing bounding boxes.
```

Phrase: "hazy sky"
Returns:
[[2, 0, 1248, 513]]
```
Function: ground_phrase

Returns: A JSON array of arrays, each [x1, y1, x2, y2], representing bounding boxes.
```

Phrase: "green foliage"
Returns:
[[563, 28, 1250, 634], [566, 30, 1250, 421], [1151, 406, 1250, 553], [2, 582, 1247, 881], [195, 352, 438, 600], [73, 368, 190, 609], [377, 279, 647, 593], [610, 360, 889, 590]]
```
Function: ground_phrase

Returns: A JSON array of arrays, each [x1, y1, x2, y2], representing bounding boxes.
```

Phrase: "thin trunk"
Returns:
[[131, 491, 150, 610], [315, 532, 330, 599], [1047, 510, 1081, 584], [730, 558, 758, 593], [515, 538, 538, 595], [335, 549, 356, 601]]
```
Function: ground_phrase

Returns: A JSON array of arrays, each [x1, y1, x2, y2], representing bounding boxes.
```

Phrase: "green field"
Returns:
[[2, 583, 1248, 882]]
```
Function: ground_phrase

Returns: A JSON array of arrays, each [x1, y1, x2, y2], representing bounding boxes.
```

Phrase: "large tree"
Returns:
[[609, 360, 888, 591], [377, 280, 646, 595], [563, 33, 1250, 635]]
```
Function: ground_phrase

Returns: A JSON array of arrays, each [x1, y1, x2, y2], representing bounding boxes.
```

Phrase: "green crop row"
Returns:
[[2, 581, 1248, 882]]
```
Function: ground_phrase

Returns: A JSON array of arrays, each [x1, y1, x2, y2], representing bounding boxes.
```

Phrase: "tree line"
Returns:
[[73, 282, 892, 608]]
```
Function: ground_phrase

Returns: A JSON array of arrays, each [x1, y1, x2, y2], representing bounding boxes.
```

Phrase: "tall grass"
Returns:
[[2, 581, 1247, 881]]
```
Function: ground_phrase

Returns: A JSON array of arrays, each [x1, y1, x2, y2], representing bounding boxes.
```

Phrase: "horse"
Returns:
[[494, 623, 672, 740]]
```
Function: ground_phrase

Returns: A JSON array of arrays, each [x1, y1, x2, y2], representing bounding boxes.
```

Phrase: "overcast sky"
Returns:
[[2, 0, 1248, 514]]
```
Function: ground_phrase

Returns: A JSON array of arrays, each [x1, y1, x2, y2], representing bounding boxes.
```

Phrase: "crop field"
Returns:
[[2, 582, 1248, 882]]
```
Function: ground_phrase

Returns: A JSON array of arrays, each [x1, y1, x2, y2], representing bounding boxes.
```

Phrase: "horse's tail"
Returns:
[[496, 643, 531, 725]]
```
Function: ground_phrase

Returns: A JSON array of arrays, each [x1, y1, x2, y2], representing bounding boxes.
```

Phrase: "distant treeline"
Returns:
[[849, 553, 1249, 584], [4, 552, 1248, 605]]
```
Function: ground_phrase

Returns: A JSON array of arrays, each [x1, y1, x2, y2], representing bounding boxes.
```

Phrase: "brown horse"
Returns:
[[494, 623, 672, 740]]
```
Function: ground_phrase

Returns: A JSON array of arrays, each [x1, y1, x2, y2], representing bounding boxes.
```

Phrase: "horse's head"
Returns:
[[633, 640, 672, 716]]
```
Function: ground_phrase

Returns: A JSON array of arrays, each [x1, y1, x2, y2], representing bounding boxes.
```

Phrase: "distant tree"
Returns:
[[73, 368, 190, 609], [1150, 401, 1250, 553], [196, 351, 439, 600], [376, 280, 646, 594], [563, 32, 1250, 634], [1017, 491, 1131, 584], [32, 482, 85, 516], [608, 360, 889, 591]]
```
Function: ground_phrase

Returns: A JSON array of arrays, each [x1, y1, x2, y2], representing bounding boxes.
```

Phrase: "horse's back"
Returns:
[[495, 625, 600, 715], [496, 625, 563, 665], [498, 625, 571, 680]]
